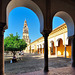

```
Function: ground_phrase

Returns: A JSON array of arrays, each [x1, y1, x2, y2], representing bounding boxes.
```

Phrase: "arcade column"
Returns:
[[43, 33, 49, 72], [0, 23, 5, 75], [71, 35, 75, 67], [64, 45, 66, 58]]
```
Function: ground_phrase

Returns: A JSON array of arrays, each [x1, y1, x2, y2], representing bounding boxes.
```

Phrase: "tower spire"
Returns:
[[24, 19, 27, 27], [25, 19, 27, 23]]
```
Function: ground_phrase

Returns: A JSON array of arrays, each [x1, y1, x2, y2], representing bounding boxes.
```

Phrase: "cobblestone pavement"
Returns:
[[5, 53, 71, 75]]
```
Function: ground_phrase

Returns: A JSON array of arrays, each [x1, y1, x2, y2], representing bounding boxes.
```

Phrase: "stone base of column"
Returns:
[[72, 57, 75, 67], [72, 62, 75, 67], [0, 72, 5, 75], [44, 67, 49, 72]]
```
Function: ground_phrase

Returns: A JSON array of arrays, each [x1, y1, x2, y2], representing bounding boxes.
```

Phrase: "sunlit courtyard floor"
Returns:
[[5, 53, 71, 75]]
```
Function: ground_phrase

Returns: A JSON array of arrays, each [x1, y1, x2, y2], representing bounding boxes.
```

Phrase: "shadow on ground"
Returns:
[[5, 53, 71, 75]]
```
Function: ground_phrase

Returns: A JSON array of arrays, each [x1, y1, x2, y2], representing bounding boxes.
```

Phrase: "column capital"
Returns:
[[42, 30, 51, 37], [43, 34, 49, 37], [0, 22, 6, 35], [0, 22, 6, 28], [0, 22, 6, 29], [43, 32, 49, 37]]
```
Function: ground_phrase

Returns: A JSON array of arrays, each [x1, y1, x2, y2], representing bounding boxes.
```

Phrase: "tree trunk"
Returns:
[[12, 51, 16, 58]]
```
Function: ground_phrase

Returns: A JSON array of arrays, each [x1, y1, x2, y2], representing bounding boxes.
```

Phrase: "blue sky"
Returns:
[[4, 7, 65, 42]]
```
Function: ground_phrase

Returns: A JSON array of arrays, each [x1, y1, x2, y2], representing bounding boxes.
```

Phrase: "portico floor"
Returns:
[[7, 67, 75, 75], [18, 67, 75, 75]]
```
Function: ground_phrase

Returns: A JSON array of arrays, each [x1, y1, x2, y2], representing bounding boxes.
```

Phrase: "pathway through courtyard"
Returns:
[[5, 53, 71, 75]]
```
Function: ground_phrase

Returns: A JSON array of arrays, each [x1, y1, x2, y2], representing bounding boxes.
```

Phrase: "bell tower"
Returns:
[[23, 19, 30, 45]]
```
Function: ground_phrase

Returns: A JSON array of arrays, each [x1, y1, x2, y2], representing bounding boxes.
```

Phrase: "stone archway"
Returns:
[[53, 11, 75, 67], [54, 11, 74, 37], [6, 0, 44, 33], [0, 0, 45, 74], [0, 1, 75, 74]]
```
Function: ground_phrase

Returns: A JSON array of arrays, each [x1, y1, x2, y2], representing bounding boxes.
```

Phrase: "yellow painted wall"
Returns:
[[57, 39, 65, 57], [32, 49, 34, 53], [66, 46, 71, 58], [26, 24, 72, 58], [66, 39, 71, 58], [43, 48, 44, 54], [40, 48, 42, 54]]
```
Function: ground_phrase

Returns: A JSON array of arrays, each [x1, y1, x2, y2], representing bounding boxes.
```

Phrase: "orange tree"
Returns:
[[4, 33, 27, 58]]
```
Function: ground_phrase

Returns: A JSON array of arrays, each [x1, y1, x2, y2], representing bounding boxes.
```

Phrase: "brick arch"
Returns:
[[57, 39, 65, 57]]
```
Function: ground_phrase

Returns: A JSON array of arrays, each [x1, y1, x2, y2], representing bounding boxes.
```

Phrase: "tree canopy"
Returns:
[[4, 33, 27, 52]]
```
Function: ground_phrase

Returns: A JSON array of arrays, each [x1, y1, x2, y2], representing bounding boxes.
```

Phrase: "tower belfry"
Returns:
[[23, 19, 30, 45]]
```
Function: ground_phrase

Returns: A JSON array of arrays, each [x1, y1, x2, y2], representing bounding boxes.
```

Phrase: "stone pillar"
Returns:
[[42, 44, 44, 54], [39, 45, 40, 54], [55, 46, 57, 57], [31, 49, 32, 53], [42, 48, 43, 54], [43, 34, 49, 72], [65, 45, 66, 58], [71, 36, 75, 67], [0, 23, 5, 75], [37, 45, 39, 54]]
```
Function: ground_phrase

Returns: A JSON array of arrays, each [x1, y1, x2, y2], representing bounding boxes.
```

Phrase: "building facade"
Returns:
[[22, 20, 30, 45], [25, 23, 71, 58]]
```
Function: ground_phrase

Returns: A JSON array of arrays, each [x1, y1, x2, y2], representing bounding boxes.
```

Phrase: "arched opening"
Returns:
[[52, 16, 65, 30], [57, 39, 64, 57], [52, 11, 74, 58], [5, 0, 44, 74], [54, 11, 74, 37], [5, 7, 42, 42], [6, 0, 44, 33], [50, 41, 55, 55]]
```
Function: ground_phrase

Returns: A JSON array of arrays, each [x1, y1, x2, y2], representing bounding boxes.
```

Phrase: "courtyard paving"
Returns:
[[5, 53, 71, 75]]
